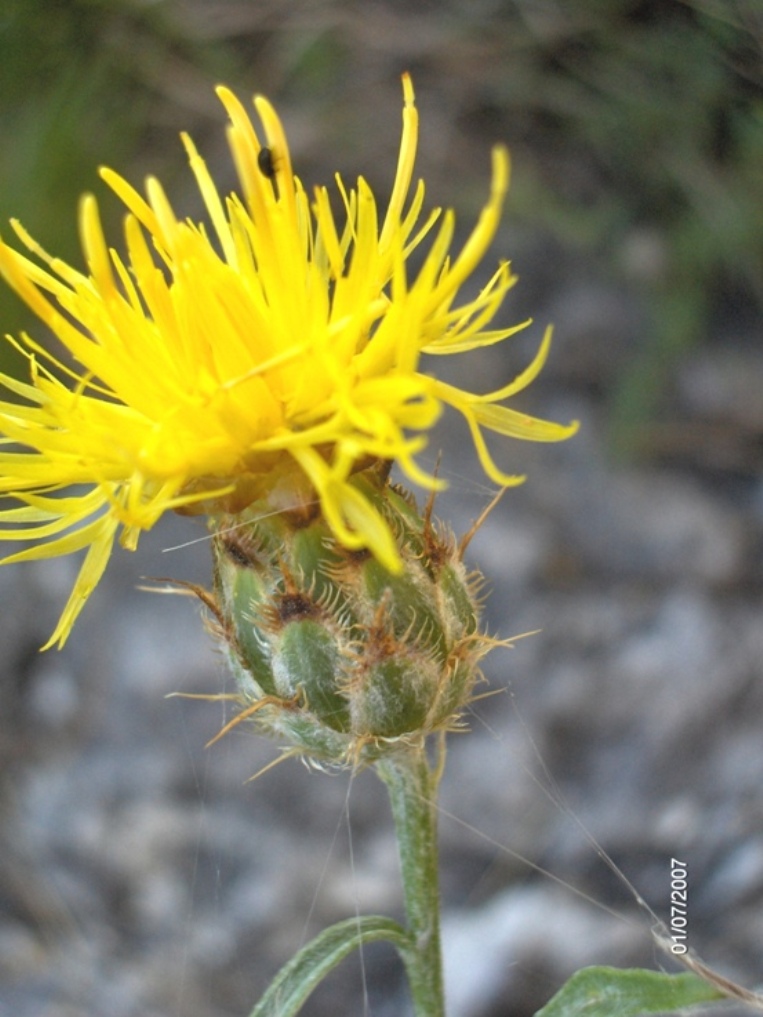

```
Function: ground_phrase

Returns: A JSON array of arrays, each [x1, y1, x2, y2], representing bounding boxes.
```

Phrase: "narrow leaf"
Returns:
[[249, 915, 412, 1017], [534, 966, 726, 1017]]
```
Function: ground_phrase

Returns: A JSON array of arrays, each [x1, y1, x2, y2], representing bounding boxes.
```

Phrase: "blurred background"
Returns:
[[0, 1, 761, 1015]]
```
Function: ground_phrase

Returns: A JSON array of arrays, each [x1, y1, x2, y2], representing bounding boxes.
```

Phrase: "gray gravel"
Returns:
[[2, 305, 762, 1016], [1, 41, 762, 1017]]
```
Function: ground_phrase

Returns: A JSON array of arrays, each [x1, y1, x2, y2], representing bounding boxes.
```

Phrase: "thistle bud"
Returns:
[[209, 465, 491, 766]]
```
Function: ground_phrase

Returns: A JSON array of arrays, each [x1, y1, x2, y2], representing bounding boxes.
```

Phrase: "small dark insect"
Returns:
[[257, 146, 276, 179]]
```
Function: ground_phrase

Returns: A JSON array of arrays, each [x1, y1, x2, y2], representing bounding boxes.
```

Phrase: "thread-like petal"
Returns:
[[0, 76, 577, 646]]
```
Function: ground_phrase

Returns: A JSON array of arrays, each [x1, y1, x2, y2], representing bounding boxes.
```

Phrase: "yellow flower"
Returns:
[[0, 75, 577, 648]]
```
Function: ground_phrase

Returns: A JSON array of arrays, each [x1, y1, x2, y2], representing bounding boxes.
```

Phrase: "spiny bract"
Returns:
[[210, 465, 493, 765]]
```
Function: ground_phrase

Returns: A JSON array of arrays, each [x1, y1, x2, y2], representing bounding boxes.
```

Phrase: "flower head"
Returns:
[[0, 75, 576, 648]]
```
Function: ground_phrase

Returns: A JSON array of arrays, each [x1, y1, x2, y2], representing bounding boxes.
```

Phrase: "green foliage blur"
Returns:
[[0, 0, 760, 455], [0, 0, 236, 374], [496, 0, 763, 455]]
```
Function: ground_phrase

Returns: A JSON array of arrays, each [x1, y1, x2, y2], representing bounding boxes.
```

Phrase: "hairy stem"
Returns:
[[377, 747, 445, 1017]]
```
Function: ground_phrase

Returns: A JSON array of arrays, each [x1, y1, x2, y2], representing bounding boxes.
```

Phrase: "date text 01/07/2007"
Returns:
[[669, 858, 688, 955]]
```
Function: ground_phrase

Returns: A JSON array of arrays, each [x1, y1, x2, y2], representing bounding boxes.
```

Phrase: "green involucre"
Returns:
[[210, 465, 490, 764]]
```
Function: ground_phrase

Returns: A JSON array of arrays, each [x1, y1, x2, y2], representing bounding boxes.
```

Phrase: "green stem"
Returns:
[[376, 747, 445, 1017]]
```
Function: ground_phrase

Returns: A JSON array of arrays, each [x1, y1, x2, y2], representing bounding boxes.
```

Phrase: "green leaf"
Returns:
[[534, 966, 726, 1017], [249, 915, 412, 1017]]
